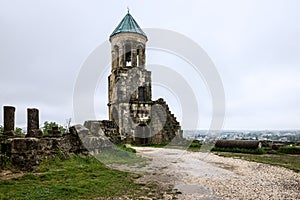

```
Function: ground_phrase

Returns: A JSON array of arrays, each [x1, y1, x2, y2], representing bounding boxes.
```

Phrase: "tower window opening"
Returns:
[[125, 44, 132, 66], [138, 87, 145, 101]]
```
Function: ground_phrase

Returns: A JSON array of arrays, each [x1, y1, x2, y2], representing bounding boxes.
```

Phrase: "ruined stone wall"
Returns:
[[149, 98, 182, 144], [97, 98, 182, 145], [1, 131, 87, 171], [1, 124, 115, 171], [83, 120, 120, 143]]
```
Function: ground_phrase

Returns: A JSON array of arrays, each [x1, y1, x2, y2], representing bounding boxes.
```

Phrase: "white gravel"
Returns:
[[130, 147, 300, 200]]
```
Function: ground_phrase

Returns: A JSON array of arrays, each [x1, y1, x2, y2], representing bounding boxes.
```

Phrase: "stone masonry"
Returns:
[[0, 107, 112, 171], [3, 106, 15, 136], [104, 12, 183, 145]]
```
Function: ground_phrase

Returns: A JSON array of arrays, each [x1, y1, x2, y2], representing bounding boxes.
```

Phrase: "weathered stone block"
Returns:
[[27, 108, 39, 134], [3, 106, 15, 136], [26, 129, 43, 138]]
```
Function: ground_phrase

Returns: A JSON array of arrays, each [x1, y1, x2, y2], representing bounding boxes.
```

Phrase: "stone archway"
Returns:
[[134, 124, 150, 145]]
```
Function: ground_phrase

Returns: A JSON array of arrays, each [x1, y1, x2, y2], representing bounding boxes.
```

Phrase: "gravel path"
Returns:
[[117, 147, 300, 200]]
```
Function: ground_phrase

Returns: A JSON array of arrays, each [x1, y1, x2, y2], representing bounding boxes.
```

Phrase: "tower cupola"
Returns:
[[110, 11, 147, 70]]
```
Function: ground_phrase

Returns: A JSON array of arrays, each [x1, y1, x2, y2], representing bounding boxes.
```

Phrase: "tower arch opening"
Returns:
[[125, 43, 132, 67]]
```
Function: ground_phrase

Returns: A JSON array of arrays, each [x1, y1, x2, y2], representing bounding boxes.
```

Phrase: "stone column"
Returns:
[[27, 108, 39, 133], [119, 48, 125, 67], [131, 49, 137, 67], [3, 106, 15, 135], [140, 49, 145, 67]]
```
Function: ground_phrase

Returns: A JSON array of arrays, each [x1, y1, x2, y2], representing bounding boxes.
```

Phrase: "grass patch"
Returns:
[[212, 147, 266, 154], [215, 152, 300, 172], [132, 143, 168, 148], [95, 145, 146, 165], [278, 146, 300, 154], [117, 144, 137, 153], [0, 155, 145, 199], [187, 140, 202, 152]]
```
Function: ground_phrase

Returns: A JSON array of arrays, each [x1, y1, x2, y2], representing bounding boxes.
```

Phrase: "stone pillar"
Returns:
[[119, 48, 125, 67], [3, 106, 15, 135], [140, 49, 145, 67], [27, 108, 39, 133], [131, 49, 137, 67]]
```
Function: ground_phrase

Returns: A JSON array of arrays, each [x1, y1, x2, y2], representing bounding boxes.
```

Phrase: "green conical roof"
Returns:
[[110, 12, 147, 38]]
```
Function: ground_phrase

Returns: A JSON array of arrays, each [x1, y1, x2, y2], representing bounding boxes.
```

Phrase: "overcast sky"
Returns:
[[0, 0, 299, 130]]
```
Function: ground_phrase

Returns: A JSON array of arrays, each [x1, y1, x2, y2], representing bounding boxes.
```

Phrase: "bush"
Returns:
[[42, 121, 66, 135], [212, 147, 265, 154], [0, 126, 25, 137], [189, 140, 202, 148], [15, 127, 25, 137], [278, 146, 300, 154]]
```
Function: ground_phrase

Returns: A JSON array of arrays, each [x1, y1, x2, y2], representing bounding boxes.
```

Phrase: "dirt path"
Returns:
[[111, 147, 300, 200]]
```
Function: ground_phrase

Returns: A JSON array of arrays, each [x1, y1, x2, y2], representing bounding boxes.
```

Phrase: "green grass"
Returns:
[[95, 145, 146, 165], [0, 155, 146, 200], [278, 146, 300, 154], [132, 143, 168, 148], [187, 140, 202, 152], [215, 152, 300, 172], [212, 147, 266, 154], [118, 144, 137, 153]]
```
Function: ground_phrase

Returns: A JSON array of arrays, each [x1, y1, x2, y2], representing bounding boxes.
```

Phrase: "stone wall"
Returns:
[[150, 98, 183, 144], [1, 127, 87, 171], [88, 98, 183, 146], [1, 124, 115, 171]]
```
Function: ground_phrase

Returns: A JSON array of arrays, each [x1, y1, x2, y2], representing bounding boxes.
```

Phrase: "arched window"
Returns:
[[138, 86, 145, 101], [125, 44, 131, 66]]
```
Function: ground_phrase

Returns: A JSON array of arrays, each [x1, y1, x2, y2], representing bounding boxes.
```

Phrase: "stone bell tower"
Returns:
[[107, 11, 182, 145]]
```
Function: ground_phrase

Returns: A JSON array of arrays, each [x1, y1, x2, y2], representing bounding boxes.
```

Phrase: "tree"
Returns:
[[15, 127, 25, 137], [42, 121, 66, 135], [0, 125, 3, 135]]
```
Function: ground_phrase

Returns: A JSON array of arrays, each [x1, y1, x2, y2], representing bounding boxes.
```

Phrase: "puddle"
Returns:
[[175, 184, 212, 194]]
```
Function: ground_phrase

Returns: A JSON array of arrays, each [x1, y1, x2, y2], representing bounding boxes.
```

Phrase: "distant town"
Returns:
[[184, 130, 300, 143]]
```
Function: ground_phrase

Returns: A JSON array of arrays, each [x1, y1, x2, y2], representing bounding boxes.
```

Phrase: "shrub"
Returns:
[[278, 146, 300, 154], [42, 121, 66, 135], [15, 127, 25, 137], [189, 140, 202, 148], [118, 144, 136, 153]]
